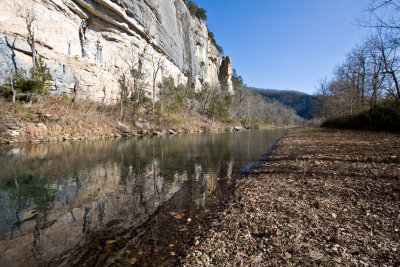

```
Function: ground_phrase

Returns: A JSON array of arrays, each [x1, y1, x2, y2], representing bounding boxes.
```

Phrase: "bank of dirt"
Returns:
[[0, 96, 242, 145], [183, 127, 400, 266]]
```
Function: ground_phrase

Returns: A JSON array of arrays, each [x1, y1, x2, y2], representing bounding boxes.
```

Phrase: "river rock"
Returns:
[[50, 124, 63, 131], [36, 123, 48, 130], [246, 125, 260, 130], [138, 130, 148, 136], [6, 122, 24, 130], [29, 124, 48, 139], [117, 122, 131, 134], [168, 129, 176, 135], [135, 120, 150, 128], [9, 130, 20, 137], [234, 126, 245, 131]]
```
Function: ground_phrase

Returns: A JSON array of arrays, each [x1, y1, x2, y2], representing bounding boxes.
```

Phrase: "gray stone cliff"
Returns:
[[0, 0, 233, 103]]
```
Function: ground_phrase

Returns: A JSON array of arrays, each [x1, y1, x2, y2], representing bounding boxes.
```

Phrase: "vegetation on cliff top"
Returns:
[[184, 0, 223, 54], [185, 0, 207, 21]]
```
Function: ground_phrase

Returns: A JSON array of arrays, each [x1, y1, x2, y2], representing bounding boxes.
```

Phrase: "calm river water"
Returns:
[[0, 129, 286, 266]]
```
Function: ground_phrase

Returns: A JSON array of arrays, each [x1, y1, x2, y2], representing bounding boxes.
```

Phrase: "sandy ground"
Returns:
[[183, 127, 400, 266]]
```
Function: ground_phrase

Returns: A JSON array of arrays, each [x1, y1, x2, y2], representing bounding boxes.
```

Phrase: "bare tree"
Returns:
[[71, 73, 81, 104], [118, 45, 149, 119], [118, 72, 129, 119], [365, 37, 386, 105], [7, 70, 17, 111], [149, 53, 165, 117], [315, 77, 331, 120], [374, 30, 400, 98], [11, 0, 37, 70], [3, 36, 18, 109], [122, 44, 148, 103], [363, 0, 400, 30], [159, 66, 165, 114]]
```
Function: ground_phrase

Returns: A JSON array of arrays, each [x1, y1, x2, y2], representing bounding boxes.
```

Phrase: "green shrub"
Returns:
[[30, 56, 53, 96], [163, 117, 186, 125], [1, 56, 52, 101], [186, 1, 207, 20], [220, 117, 236, 125], [162, 77, 195, 113], [321, 99, 400, 131], [208, 31, 223, 54], [240, 118, 252, 127]]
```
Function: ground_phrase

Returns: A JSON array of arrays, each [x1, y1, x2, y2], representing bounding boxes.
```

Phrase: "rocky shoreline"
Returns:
[[0, 97, 263, 145], [182, 127, 400, 266], [0, 120, 259, 145]]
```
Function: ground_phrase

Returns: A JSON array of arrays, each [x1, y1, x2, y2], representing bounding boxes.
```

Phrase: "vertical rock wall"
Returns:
[[0, 0, 233, 103]]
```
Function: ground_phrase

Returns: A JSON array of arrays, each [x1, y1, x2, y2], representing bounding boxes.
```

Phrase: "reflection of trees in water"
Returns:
[[0, 132, 276, 239], [0, 130, 286, 265], [0, 160, 190, 265]]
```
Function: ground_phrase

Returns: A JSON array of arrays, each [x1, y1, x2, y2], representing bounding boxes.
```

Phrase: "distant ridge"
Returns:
[[249, 88, 321, 120]]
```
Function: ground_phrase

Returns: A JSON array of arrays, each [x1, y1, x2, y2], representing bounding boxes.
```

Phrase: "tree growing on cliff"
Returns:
[[208, 31, 224, 54], [2, 36, 19, 109], [186, 1, 207, 21], [150, 53, 165, 117], [118, 72, 129, 119], [195, 83, 231, 125], [11, 0, 37, 70], [123, 45, 148, 105], [1, 57, 52, 108], [117, 45, 149, 119], [161, 76, 196, 114]]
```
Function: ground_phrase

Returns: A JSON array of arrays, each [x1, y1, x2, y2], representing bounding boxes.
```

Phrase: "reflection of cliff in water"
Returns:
[[0, 130, 286, 265]]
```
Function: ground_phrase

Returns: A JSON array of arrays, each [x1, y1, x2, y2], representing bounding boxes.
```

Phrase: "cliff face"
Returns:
[[0, 0, 233, 103]]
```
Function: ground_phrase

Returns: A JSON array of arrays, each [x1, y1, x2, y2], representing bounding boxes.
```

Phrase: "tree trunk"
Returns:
[[211, 101, 215, 127], [152, 84, 155, 117], [120, 93, 123, 119], [390, 71, 400, 99], [10, 76, 16, 111], [120, 75, 124, 119], [27, 20, 37, 70], [160, 86, 164, 114]]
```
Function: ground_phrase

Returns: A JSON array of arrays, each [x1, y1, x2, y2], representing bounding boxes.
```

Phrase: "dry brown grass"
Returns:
[[0, 96, 231, 143]]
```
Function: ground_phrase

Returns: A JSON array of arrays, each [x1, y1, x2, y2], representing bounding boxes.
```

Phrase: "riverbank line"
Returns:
[[0, 96, 276, 145], [183, 127, 400, 266]]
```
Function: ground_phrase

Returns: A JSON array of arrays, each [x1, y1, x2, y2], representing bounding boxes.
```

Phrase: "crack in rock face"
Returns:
[[0, 0, 233, 103]]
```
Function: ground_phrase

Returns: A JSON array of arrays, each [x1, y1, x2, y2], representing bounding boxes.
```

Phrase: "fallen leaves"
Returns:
[[129, 257, 137, 264], [169, 211, 183, 220], [105, 240, 116, 245], [182, 128, 400, 266], [215, 232, 223, 238]]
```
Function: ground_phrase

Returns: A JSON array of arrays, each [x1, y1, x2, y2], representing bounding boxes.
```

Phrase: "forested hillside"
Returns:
[[250, 88, 321, 120]]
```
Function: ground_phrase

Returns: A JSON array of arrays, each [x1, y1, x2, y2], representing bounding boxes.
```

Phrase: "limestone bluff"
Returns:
[[0, 0, 233, 103]]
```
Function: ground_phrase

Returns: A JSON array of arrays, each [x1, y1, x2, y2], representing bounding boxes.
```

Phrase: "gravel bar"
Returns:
[[182, 127, 400, 266]]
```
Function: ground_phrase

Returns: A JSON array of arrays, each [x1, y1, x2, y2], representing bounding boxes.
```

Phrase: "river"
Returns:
[[0, 129, 286, 266]]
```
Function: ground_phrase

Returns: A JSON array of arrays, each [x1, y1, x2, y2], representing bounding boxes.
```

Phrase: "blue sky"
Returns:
[[194, 0, 372, 94]]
